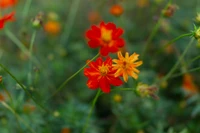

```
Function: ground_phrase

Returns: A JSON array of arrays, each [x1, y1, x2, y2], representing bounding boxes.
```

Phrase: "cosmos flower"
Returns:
[[112, 51, 143, 82], [86, 21, 125, 56], [0, 12, 15, 29], [84, 57, 123, 93]]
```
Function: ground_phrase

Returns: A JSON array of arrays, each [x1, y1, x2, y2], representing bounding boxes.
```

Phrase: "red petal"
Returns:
[[106, 22, 116, 30], [87, 79, 99, 89], [100, 47, 109, 56], [88, 40, 100, 48], [112, 28, 123, 39], [99, 77, 110, 93], [115, 38, 125, 47], [108, 77, 123, 86]]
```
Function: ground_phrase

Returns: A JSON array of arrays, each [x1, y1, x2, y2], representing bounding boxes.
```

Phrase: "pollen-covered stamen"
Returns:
[[99, 64, 109, 76], [101, 27, 112, 42]]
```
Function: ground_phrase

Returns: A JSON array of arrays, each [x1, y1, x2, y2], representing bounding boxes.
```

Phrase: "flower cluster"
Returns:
[[84, 22, 143, 93]]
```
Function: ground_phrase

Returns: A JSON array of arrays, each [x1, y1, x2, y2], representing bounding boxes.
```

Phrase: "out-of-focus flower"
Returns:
[[162, 4, 178, 18], [182, 74, 198, 94], [61, 128, 71, 133], [137, 130, 145, 133], [109, 4, 124, 17], [112, 51, 143, 82], [0, 0, 17, 8], [44, 20, 61, 35], [0, 93, 5, 101], [195, 13, 200, 24], [47, 12, 59, 21], [137, 0, 149, 8], [85, 21, 125, 56], [136, 83, 159, 99], [113, 94, 122, 102], [23, 104, 36, 113], [160, 19, 171, 33], [88, 11, 101, 24], [0, 76, 2, 83], [0, 12, 15, 29], [53, 111, 60, 117], [194, 27, 200, 39], [84, 57, 123, 93]]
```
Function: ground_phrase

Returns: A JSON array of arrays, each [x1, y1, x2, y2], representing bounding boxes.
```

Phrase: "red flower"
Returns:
[[86, 21, 125, 56], [0, 0, 17, 8], [0, 12, 15, 29], [84, 57, 123, 93]]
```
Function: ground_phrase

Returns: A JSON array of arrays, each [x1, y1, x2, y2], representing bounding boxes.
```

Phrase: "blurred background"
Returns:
[[0, 0, 200, 133]]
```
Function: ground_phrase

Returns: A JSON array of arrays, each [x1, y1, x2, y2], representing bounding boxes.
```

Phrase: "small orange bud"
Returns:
[[61, 128, 71, 133], [110, 4, 124, 17], [0, 76, 2, 83], [44, 20, 61, 35], [0, 93, 5, 101], [163, 4, 178, 18]]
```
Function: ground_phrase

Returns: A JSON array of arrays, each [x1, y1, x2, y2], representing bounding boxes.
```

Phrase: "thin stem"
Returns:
[[60, 0, 81, 45], [0, 64, 48, 112], [5, 29, 40, 66], [159, 38, 194, 83], [142, 0, 172, 58], [1, 101, 36, 133], [28, 30, 37, 86], [155, 33, 193, 55], [22, 0, 32, 19], [45, 53, 100, 102], [186, 55, 200, 65], [170, 66, 200, 78], [82, 89, 101, 133]]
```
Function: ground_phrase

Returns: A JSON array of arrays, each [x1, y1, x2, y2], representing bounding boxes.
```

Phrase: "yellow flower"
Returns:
[[112, 51, 143, 82], [113, 94, 122, 102]]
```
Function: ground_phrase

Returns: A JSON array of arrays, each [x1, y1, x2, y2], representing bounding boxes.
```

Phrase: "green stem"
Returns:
[[82, 89, 101, 133], [187, 55, 200, 65], [0, 64, 48, 112], [45, 53, 100, 102], [28, 30, 37, 86], [1, 101, 36, 133], [155, 33, 193, 55], [60, 0, 81, 45], [159, 38, 194, 83], [5, 29, 40, 66], [22, 0, 32, 19], [142, 0, 172, 58], [170, 66, 200, 78]]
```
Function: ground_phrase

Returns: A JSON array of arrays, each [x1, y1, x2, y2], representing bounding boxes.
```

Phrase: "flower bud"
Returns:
[[0, 76, 2, 83], [110, 4, 124, 17], [162, 4, 178, 18], [136, 83, 159, 99], [32, 12, 44, 29], [195, 13, 200, 24]]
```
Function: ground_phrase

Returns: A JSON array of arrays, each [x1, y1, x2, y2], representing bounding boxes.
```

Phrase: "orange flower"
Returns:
[[110, 4, 124, 17], [0, 0, 17, 8], [182, 74, 198, 94], [44, 20, 61, 35], [86, 21, 125, 56], [88, 11, 101, 24], [112, 51, 143, 82], [0, 12, 15, 29], [84, 57, 123, 93]]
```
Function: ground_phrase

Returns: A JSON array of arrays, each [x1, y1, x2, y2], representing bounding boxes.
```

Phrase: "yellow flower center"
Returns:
[[99, 64, 109, 76], [101, 28, 112, 42]]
